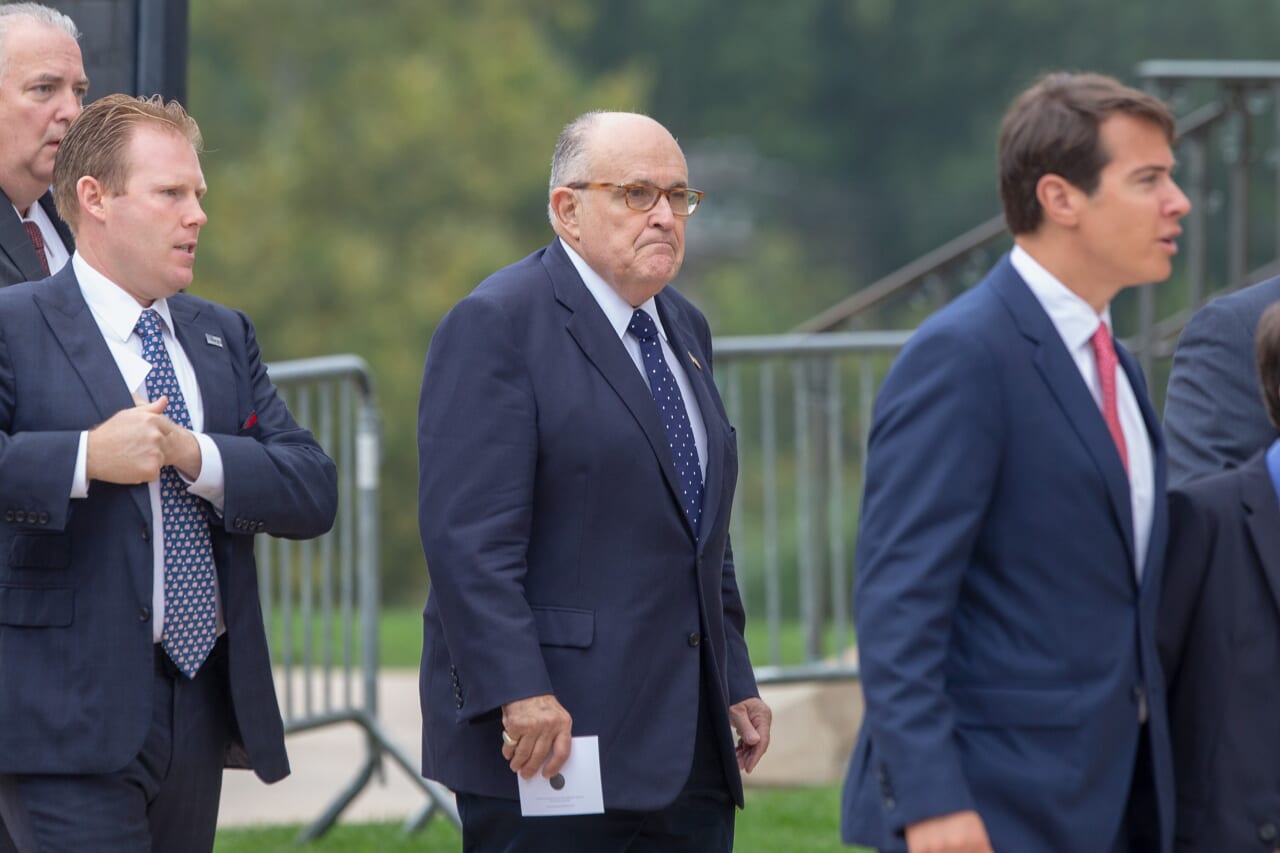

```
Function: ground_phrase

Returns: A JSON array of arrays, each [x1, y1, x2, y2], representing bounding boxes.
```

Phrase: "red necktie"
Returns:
[[22, 222, 50, 277], [1090, 322, 1128, 473]]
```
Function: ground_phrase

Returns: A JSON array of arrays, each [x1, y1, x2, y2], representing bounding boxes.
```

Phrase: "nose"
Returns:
[[187, 199, 208, 228], [648, 193, 676, 228], [54, 88, 82, 123], [1166, 178, 1191, 218]]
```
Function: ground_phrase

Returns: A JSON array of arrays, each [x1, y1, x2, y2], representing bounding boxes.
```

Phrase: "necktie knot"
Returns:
[[628, 308, 659, 343], [135, 308, 164, 344]]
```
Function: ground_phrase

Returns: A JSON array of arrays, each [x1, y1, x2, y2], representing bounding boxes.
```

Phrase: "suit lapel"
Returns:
[[1118, 345, 1167, 589], [0, 187, 49, 283], [1241, 454, 1280, 621], [991, 258, 1136, 562], [656, 293, 727, 546], [167, 297, 237, 435], [545, 242, 697, 543], [32, 269, 150, 523]]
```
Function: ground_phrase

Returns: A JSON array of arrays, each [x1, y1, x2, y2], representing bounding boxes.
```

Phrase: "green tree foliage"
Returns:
[[188, 0, 645, 601], [185, 0, 1280, 604]]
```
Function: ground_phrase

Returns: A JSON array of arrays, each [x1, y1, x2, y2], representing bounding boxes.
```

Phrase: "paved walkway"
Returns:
[[218, 670, 861, 829]]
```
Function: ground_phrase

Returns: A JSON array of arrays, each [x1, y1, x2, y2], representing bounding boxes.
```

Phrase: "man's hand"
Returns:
[[905, 811, 993, 853], [728, 695, 772, 773], [500, 693, 573, 780], [86, 397, 173, 484], [158, 421, 203, 480]]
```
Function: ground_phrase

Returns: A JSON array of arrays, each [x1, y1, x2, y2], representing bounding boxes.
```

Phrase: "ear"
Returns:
[[1035, 173, 1083, 228], [550, 186, 582, 241], [76, 176, 108, 225]]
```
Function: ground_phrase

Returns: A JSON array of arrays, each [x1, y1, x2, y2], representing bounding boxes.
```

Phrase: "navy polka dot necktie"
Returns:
[[135, 309, 218, 678], [628, 308, 703, 536]]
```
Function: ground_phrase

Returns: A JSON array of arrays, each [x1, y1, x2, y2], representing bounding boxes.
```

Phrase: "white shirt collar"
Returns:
[[1010, 244, 1112, 348], [559, 238, 669, 343], [72, 252, 174, 343]]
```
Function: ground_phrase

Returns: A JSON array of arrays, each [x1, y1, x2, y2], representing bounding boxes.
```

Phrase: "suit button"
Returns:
[[883, 796, 896, 810], [688, 632, 701, 647], [3, 510, 11, 522], [255, 521, 266, 532], [1260, 823, 1278, 844], [138, 607, 151, 622], [142, 525, 151, 542], [13, 511, 25, 523], [37, 512, 48, 524]]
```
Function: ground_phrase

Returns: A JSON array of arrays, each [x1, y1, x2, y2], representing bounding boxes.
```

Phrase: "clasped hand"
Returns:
[[86, 396, 203, 484]]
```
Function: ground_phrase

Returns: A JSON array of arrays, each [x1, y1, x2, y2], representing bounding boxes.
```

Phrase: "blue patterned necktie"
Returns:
[[135, 309, 218, 677], [628, 308, 704, 536]]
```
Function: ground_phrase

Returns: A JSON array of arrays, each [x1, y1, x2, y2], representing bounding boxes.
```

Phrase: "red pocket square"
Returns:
[[241, 412, 258, 430]]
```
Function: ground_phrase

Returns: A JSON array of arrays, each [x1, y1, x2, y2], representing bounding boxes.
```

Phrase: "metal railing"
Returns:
[[717, 332, 911, 684], [258, 354, 457, 841], [795, 62, 1280, 390]]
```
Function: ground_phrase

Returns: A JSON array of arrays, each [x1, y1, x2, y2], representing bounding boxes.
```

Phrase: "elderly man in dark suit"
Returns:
[[0, 4, 86, 286], [842, 73, 1190, 853], [417, 111, 771, 852], [1164, 276, 1280, 487], [0, 94, 337, 852], [1159, 300, 1280, 851]]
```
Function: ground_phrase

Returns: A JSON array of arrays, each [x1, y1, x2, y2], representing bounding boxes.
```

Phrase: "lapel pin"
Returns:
[[688, 351, 702, 370], [205, 333, 223, 348]]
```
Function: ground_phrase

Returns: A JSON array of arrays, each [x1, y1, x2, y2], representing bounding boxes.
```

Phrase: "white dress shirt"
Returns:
[[1011, 246, 1155, 577], [13, 200, 70, 275], [560, 238, 708, 483], [70, 253, 226, 640]]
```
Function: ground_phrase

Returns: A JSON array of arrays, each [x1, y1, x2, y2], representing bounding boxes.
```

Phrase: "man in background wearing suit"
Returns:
[[842, 73, 1190, 853], [0, 3, 85, 286], [0, 94, 337, 852], [418, 111, 771, 852], [1163, 275, 1280, 487], [1160, 300, 1280, 851]]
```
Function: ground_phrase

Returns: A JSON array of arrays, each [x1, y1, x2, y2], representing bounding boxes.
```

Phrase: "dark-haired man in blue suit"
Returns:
[[0, 94, 337, 852], [842, 72, 1190, 853], [418, 111, 771, 852]]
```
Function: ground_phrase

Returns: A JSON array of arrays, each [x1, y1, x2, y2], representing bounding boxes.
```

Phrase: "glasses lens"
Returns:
[[624, 185, 659, 211]]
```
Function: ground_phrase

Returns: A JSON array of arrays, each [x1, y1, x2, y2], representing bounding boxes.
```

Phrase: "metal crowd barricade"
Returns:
[[258, 354, 458, 842], [714, 331, 912, 686]]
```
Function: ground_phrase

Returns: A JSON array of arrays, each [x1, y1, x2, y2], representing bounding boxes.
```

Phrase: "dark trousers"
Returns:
[[0, 638, 234, 853], [459, 684, 735, 853]]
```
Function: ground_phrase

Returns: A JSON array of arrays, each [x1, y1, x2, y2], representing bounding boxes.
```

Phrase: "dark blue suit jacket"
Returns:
[[1164, 276, 1280, 488], [842, 255, 1174, 852], [1160, 451, 1280, 851], [0, 267, 337, 782], [0, 188, 73, 286], [417, 239, 757, 811]]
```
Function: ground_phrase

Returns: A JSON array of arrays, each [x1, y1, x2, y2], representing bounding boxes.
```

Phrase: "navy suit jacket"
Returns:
[[842, 255, 1174, 852], [417, 239, 757, 811], [1164, 276, 1280, 488], [0, 267, 337, 782], [1159, 451, 1280, 851], [0, 188, 73, 286]]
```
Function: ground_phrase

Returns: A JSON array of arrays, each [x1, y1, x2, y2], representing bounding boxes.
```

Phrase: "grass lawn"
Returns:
[[214, 783, 871, 852], [269, 606, 851, 672]]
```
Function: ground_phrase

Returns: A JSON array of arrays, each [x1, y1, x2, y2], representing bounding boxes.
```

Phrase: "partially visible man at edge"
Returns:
[[842, 73, 1189, 853], [418, 110, 771, 852], [0, 3, 85, 286]]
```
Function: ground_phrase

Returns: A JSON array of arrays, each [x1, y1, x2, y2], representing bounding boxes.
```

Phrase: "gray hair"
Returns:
[[547, 111, 604, 227], [0, 3, 81, 83]]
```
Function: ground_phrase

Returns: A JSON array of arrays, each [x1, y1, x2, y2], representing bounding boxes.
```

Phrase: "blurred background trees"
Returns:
[[186, 0, 1280, 603]]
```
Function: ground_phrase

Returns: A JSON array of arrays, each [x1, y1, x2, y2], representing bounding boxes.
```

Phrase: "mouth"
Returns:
[[176, 242, 197, 257], [1158, 233, 1180, 254]]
